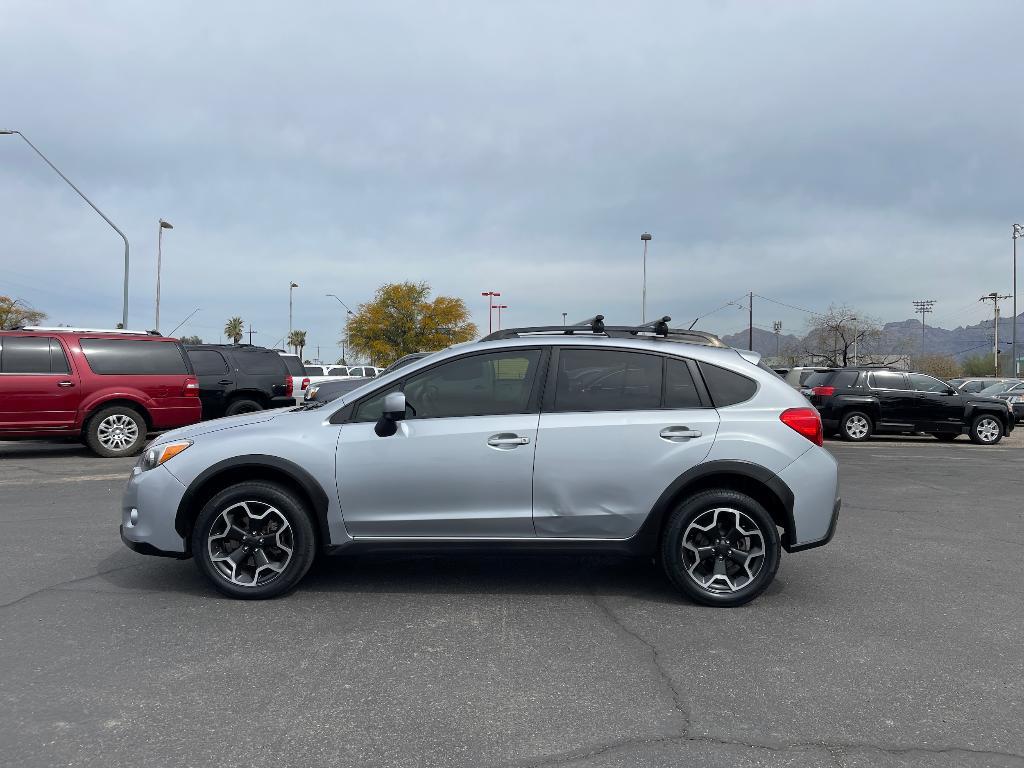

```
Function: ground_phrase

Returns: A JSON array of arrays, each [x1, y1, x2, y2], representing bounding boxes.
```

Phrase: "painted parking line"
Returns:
[[0, 473, 127, 487]]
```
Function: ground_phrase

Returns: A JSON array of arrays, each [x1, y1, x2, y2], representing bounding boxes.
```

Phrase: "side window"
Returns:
[[697, 361, 757, 407], [832, 371, 860, 388], [665, 358, 702, 408], [188, 350, 229, 375], [1, 336, 56, 373], [280, 356, 306, 376], [79, 339, 189, 375], [868, 372, 907, 390], [553, 349, 662, 412], [909, 373, 949, 393], [329, 367, 348, 376], [236, 351, 286, 375], [353, 384, 401, 422], [50, 339, 71, 374]]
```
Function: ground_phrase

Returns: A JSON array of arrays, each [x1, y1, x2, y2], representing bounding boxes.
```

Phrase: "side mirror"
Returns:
[[374, 392, 407, 437], [945, 388, 957, 395]]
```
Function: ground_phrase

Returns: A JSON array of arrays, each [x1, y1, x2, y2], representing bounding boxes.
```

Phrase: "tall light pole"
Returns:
[[289, 282, 299, 334], [1013, 224, 1022, 375], [495, 304, 508, 331], [155, 219, 173, 332], [1, 129, 131, 328], [562, 312, 568, 326], [912, 300, 936, 358], [326, 294, 355, 363], [481, 291, 501, 334], [772, 321, 782, 359], [640, 233, 652, 323]]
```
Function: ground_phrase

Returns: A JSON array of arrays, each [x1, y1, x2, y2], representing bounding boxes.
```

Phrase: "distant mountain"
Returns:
[[720, 327, 801, 357]]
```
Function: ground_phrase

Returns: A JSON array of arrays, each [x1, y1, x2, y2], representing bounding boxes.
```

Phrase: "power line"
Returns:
[[911, 300, 936, 357], [752, 293, 822, 316]]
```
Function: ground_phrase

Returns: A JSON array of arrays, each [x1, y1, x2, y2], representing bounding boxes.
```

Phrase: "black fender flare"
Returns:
[[175, 454, 331, 550], [631, 460, 798, 554]]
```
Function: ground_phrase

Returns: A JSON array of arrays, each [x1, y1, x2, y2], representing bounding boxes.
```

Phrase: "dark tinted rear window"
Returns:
[[280, 356, 306, 376], [803, 372, 833, 388], [698, 361, 757, 407], [868, 371, 907, 389], [554, 349, 663, 412], [236, 350, 287, 375], [665, 358, 702, 408], [80, 339, 189, 375], [188, 350, 229, 375], [832, 371, 859, 388], [0, 336, 69, 374]]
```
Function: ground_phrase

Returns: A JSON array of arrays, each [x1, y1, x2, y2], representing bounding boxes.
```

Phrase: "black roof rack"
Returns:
[[481, 314, 726, 347]]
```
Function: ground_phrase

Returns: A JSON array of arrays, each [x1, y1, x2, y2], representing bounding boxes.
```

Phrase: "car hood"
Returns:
[[152, 408, 285, 444], [967, 395, 1013, 407]]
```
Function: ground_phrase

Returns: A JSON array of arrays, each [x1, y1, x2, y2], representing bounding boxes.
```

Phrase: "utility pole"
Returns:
[[247, 324, 257, 344], [748, 291, 753, 351], [640, 233, 652, 323], [1013, 224, 1022, 375], [772, 321, 782, 359], [979, 293, 1011, 375], [911, 300, 936, 358]]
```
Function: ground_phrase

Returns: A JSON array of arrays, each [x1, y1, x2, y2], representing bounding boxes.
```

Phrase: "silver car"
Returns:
[[120, 320, 840, 607]]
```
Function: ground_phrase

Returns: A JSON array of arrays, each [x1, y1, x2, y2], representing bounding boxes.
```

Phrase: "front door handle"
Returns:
[[57, 381, 75, 388], [487, 433, 531, 449], [660, 426, 702, 441]]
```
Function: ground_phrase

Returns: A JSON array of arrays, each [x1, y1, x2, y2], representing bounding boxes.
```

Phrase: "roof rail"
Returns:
[[16, 326, 161, 335], [481, 315, 727, 347]]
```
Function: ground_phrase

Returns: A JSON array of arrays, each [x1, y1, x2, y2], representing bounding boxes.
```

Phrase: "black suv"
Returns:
[[804, 367, 1013, 445], [185, 344, 294, 419]]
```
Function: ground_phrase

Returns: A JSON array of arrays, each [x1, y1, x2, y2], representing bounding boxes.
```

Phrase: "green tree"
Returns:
[[961, 354, 995, 376], [179, 334, 203, 345], [345, 282, 477, 366], [0, 296, 46, 329], [287, 329, 307, 357], [224, 316, 244, 344]]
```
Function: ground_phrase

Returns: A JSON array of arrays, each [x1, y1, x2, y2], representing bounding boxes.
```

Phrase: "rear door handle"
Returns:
[[660, 426, 702, 441], [218, 380, 233, 385], [487, 433, 531, 448], [57, 381, 75, 388]]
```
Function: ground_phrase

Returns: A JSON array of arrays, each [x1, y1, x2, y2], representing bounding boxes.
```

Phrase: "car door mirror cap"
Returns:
[[383, 392, 407, 420], [945, 388, 957, 395]]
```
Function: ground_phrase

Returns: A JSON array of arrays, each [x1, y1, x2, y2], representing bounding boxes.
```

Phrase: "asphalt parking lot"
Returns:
[[1, 434, 1022, 768]]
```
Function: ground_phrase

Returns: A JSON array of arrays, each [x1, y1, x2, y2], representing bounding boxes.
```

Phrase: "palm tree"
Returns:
[[224, 316, 244, 344], [287, 329, 307, 357]]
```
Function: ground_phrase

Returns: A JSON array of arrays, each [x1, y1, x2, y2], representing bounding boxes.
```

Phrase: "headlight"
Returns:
[[305, 386, 319, 401], [141, 440, 192, 471], [1008, 395, 1023, 404]]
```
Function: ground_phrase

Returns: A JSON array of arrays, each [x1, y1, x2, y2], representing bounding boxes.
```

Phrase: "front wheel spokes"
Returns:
[[207, 501, 294, 587]]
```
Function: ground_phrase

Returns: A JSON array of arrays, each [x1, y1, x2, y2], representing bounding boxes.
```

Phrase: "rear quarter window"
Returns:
[[802, 372, 833, 388], [280, 356, 306, 376], [236, 350, 287, 375], [80, 339, 190, 375], [188, 350, 229, 375], [697, 361, 757, 407]]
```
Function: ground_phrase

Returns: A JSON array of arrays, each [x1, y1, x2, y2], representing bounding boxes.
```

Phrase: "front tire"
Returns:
[[839, 411, 872, 442], [660, 489, 781, 607], [85, 406, 147, 457], [969, 414, 1003, 445], [192, 482, 316, 599]]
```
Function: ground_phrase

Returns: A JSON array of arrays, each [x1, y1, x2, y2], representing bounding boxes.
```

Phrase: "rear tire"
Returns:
[[839, 411, 872, 442], [660, 489, 781, 607], [225, 398, 263, 416], [969, 414, 1003, 445], [191, 482, 316, 599], [85, 405, 147, 457]]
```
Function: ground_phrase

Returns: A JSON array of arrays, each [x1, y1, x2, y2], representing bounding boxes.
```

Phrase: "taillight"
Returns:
[[183, 377, 199, 397], [284, 376, 293, 398], [301, 377, 310, 391], [811, 386, 835, 397], [780, 407, 823, 446]]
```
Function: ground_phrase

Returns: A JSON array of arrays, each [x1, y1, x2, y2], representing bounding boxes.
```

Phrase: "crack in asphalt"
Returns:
[[0, 563, 145, 609]]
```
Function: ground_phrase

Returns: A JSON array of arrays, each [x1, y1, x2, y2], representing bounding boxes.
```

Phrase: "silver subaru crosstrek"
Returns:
[[121, 318, 840, 607]]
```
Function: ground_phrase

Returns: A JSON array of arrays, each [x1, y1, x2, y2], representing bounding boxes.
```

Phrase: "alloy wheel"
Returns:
[[97, 414, 140, 451], [975, 417, 1001, 443], [681, 507, 766, 594], [844, 414, 869, 440], [207, 501, 294, 587]]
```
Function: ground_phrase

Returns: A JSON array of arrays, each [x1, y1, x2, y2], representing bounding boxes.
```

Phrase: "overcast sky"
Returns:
[[2, 1, 1023, 361]]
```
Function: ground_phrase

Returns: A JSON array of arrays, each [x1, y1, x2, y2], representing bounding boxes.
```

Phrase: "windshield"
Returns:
[[978, 381, 1020, 395]]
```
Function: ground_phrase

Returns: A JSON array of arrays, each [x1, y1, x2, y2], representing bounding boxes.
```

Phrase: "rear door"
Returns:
[[866, 371, 916, 427], [187, 349, 232, 414], [0, 335, 80, 429], [532, 348, 720, 539]]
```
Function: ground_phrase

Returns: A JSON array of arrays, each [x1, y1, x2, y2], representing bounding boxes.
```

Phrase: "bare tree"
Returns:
[[801, 304, 906, 367]]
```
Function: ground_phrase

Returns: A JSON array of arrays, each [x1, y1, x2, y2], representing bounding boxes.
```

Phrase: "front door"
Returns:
[[0, 336, 81, 429], [532, 349, 720, 538], [909, 373, 964, 432], [335, 348, 545, 537]]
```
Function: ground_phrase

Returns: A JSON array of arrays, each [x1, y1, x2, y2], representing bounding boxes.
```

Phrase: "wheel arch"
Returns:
[[634, 460, 798, 555], [225, 389, 270, 407], [82, 398, 153, 432], [174, 455, 330, 554]]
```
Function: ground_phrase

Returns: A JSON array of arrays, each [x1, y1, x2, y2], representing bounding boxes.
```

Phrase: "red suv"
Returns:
[[0, 328, 202, 457]]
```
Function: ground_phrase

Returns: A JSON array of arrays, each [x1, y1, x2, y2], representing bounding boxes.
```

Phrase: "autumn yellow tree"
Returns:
[[345, 282, 477, 366], [0, 296, 46, 329]]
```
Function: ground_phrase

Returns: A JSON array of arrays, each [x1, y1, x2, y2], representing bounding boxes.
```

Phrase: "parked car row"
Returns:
[[0, 327, 386, 457]]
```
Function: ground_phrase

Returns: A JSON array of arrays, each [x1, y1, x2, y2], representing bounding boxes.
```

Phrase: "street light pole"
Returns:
[[640, 233, 652, 323], [562, 312, 568, 327], [1013, 224, 1022, 376], [155, 219, 173, 332], [495, 304, 508, 331], [481, 291, 501, 334], [326, 294, 355, 363], [1, 129, 131, 328], [289, 282, 299, 334]]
